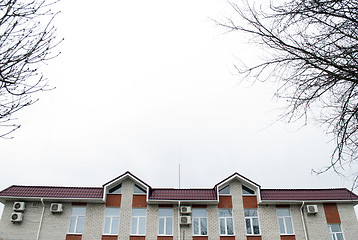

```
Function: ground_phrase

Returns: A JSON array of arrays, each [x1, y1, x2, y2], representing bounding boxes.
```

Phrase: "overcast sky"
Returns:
[[1, 0, 357, 217]]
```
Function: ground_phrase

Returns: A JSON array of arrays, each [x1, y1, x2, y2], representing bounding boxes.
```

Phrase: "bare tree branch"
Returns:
[[0, 0, 62, 138], [217, 0, 358, 187]]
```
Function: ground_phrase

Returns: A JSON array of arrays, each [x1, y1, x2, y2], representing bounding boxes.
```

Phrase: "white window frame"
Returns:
[[219, 185, 231, 195], [244, 209, 260, 235], [134, 184, 147, 195], [276, 208, 294, 235], [108, 184, 122, 194], [103, 207, 120, 235], [192, 209, 208, 236], [131, 208, 146, 235], [158, 208, 173, 236], [242, 185, 255, 195], [328, 224, 345, 240], [219, 209, 234, 236], [68, 206, 86, 234]]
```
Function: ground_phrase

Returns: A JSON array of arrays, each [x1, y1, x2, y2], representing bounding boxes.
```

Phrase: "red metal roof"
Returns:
[[0, 185, 103, 199], [261, 188, 358, 201], [149, 189, 217, 201]]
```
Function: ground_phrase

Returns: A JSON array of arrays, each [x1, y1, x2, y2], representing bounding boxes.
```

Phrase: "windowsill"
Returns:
[[246, 234, 261, 236], [280, 234, 295, 236], [103, 234, 119, 236], [220, 235, 235, 236], [67, 233, 82, 235]]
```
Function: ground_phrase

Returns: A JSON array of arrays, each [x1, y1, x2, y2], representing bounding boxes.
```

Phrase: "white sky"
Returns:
[[1, 0, 357, 217]]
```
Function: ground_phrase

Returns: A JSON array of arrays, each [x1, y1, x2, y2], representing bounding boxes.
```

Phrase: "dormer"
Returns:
[[102, 171, 151, 203], [215, 172, 261, 205]]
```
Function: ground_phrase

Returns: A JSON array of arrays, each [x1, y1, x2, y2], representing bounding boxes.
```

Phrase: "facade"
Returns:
[[0, 171, 357, 240]]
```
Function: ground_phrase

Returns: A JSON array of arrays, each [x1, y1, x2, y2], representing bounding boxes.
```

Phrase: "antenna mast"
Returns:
[[178, 150, 181, 189]]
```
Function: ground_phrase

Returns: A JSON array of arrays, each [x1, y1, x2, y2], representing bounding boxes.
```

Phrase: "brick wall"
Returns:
[[289, 205, 305, 240], [258, 205, 280, 240], [1, 178, 358, 240], [118, 179, 134, 240], [207, 205, 219, 240], [231, 180, 246, 240], [337, 203, 358, 240], [39, 202, 72, 240], [146, 204, 158, 239], [82, 203, 105, 240], [304, 203, 330, 240], [0, 200, 45, 239]]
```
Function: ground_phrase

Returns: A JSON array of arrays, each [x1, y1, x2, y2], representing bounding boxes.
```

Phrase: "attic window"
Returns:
[[109, 184, 122, 194], [219, 185, 230, 195], [134, 184, 146, 194], [242, 185, 255, 195]]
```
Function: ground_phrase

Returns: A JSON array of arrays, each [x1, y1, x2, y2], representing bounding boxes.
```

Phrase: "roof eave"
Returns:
[[147, 199, 218, 205], [260, 199, 358, 205], [0, 196, 105, 204]]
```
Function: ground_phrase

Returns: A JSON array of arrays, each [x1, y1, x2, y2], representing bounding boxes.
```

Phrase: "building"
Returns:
[[0, 171, 357, 240]]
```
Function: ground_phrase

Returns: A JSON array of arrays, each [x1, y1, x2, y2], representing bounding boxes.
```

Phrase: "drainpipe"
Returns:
[[300, 201, 309, 240], [36, 198, 45, 240], [178, 201, 181, 240]]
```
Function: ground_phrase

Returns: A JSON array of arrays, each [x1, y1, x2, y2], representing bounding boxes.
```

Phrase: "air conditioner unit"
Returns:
[[13, 202, 25, 212], [180, 206, 192, 214], [180, 216, 191, 224], [50, 203, 63, 213], [307, 205, 318, 214], [11, 212, 23, 222]]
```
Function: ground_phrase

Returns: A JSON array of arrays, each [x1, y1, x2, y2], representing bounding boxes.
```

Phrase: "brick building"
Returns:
[[0, 171, 357, 240]]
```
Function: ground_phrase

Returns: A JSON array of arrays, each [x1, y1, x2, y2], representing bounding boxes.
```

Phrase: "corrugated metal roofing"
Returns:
[[0, 172, 357, 203], [261, 188, 358, 201], [149, 189, 217, 201], [0, 185, 103, 199]]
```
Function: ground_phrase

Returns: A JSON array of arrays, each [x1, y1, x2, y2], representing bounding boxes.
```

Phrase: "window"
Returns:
[[219, 209, 234, 235], [328, 224, 344, 240], [244, 209, 260, 235], [219, 185, 230, 195], [158, 208, 173, 235], [242, 185, 255, 195], [68, 207, 86, 234], [192, 209, 208, 236], [134, 184, 146, 194], [108, 184, 122, 194], [131, 208, 146, 235], [276, 208, 294, 235], [103, 207, 120, 235]]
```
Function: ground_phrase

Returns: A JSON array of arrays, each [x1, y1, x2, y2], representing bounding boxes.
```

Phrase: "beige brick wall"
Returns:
[[181, 206, 193, 240], [207, 204, 219, 240], [290, 205, 306, 240], [0, 201, 42, 240], [304, 203, 330, 240], [258, 205, 280, 240], [146, 204, 158, 239], [173, 205, 179, 239], [39, 202, 72, 240], [82, 203, 105, 240], [1, 179, 358, 240], [118, 179, 134, 240], [338, 203, 358, 240], [231, 180, 246, 240]]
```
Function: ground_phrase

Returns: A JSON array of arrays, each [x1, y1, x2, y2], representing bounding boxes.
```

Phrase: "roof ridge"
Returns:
[[10, 185, 103, 189], [261, 188, 350, 191], [152, 188, 215, 190]]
